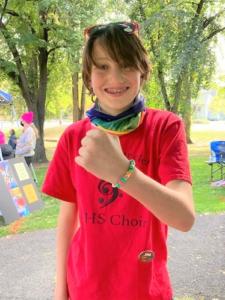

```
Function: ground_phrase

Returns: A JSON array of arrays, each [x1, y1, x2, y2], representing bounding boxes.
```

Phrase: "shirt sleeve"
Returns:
[[158, 115, 192, 185], [15, 128, 35, 155], [42, 131, 77, 203]]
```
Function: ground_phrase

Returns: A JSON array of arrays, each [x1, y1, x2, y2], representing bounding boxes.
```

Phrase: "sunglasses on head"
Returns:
[[84, 21, 140, 40]]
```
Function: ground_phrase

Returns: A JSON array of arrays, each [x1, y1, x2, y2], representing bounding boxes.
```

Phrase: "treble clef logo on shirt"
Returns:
[[98, 180, 122, 207]]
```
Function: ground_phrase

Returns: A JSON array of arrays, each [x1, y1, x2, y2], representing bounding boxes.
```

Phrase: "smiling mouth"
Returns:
[[105, 87, 129, 95]]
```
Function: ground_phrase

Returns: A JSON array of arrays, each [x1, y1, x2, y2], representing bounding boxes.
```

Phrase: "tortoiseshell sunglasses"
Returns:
[[84, 21, 140, 40]]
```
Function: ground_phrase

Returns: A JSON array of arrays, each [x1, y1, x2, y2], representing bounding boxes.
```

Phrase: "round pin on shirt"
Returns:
[[138, 250, 155, 263]]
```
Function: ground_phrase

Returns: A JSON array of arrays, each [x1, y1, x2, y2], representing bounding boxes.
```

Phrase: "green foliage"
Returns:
[[209, 76, 225, 114], [44, 0, 105, 116], [0, 71, 26, 119], [1, 0, 225, 122], [143, 73, 164, 109], [129, 0, 224, 113], [0, 0, 103, 120], [46, 61, 72, 118], [0, 59, 18, 75]]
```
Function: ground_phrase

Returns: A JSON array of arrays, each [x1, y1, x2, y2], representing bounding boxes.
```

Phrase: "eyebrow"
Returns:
[[93, 56, 111, 61]]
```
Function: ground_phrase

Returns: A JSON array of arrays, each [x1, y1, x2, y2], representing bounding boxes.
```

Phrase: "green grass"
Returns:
[[0, 124, 225, 237], [191, 156, 225, 213], [189, 125, 225, 213]]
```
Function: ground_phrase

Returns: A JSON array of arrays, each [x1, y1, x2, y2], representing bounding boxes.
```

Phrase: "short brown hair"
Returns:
[[82, 22, 151, 92]]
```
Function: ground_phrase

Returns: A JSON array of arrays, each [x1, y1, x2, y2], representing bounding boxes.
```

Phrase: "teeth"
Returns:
[[106, 87, 128, 93]]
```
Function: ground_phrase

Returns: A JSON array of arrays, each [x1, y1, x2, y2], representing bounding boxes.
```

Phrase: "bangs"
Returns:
[[91, 28, 143, 71]]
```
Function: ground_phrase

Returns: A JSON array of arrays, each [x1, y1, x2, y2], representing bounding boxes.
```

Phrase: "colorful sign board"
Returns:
[[0, 157, 43, 225]]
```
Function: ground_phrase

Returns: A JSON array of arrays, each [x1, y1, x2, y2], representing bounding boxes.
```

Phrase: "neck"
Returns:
[[96, 100, 136, 117]]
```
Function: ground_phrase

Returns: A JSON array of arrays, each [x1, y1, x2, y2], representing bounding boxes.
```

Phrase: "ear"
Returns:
[[89, 80, 93, 91], [90, 79, 97, 94], [140, 74, 145, 87]]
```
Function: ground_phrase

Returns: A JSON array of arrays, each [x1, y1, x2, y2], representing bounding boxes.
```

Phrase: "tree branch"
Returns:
[[0, 0, 9, 23], [201, 26, 225, 42], [188, 0, 206, 38], [47, 45, 68, 55], [4, 9, 19, 17], [0, 7, 36, 34], [195, 0, 206, 17], [203, 9, 225, 29]]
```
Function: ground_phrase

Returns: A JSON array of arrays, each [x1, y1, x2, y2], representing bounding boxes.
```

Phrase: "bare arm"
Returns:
[[55, 201, 78, 300], [121, 171, 195, 231]]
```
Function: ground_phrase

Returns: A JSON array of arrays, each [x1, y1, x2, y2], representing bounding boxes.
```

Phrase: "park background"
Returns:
[[0, 0, 225, 236], [0, 1, 225, 299], [0, 0, 225, 231]]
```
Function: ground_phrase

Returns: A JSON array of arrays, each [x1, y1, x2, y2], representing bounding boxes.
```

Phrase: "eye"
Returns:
[[94, 64, 108, 70], [99, 64, 108, 70]]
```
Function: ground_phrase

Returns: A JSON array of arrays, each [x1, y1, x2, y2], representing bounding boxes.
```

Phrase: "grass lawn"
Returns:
[[189, 123, 225, 212], [191, 156, 225, 213], [0, 123, 225, 237]]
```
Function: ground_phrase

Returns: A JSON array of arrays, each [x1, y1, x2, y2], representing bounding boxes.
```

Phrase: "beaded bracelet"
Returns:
[[112, 159, 136, 189]]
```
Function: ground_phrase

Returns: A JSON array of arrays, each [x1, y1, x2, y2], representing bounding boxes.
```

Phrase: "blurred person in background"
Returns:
[[8, 128, 17, 150], [0, 130, 14, 160], [15, 111, 38, 166]]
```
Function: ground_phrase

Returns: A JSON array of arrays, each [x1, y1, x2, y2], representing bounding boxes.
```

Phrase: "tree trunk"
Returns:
[[149, 37, 171, 111], [172, 74, 183, 113], [181, 73, 193, 144], [182, 98, 193, 144], [157, 62, 171, 111], [80, 83, 86, 120], [183, 104, 193, 144], [72, 72, 80, 122], [33, 48, 48, 162]]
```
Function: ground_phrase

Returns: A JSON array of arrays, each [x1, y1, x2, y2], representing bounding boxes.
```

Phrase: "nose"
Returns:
[[109, 66, 125, 84]]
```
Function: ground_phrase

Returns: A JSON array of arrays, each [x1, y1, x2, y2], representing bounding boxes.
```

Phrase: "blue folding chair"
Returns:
[[207, 141, 225, 181]]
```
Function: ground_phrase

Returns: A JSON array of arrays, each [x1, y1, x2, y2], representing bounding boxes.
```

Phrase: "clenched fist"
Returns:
[[75, 129, 129, 184]]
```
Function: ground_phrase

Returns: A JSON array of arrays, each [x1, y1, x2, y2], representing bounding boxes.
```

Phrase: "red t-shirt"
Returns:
[[42, 109, 191, 300]]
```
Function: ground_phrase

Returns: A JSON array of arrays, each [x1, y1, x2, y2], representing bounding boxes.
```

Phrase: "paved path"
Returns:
[[168, 213, 225, 299], [0, 214, 224, 300]]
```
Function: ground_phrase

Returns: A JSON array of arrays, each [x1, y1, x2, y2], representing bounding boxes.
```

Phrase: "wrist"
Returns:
[[112, 159, 136, 189]]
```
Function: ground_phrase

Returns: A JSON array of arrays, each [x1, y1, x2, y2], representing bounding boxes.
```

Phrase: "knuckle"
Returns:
[[78, 147, 84, 156], [81, 137, 87, 146]]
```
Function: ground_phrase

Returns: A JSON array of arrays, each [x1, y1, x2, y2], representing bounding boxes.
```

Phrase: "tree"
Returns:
[[0, 0, 103, 161], [0, 1, 57, 161], [128, 0, 225, 142], [56, 1, 105, 122]]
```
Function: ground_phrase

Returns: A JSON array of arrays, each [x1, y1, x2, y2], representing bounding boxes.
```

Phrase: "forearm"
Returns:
[[121, 168, 195, 232], [55, 202, 78, 300], [15, 144, 33, 155]]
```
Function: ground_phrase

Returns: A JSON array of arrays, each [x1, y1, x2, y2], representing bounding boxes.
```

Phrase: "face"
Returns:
[[90, 41, 142, 115]]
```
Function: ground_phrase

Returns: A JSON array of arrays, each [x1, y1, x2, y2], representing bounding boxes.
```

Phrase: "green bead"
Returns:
[[111, 159, 135, 189]]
